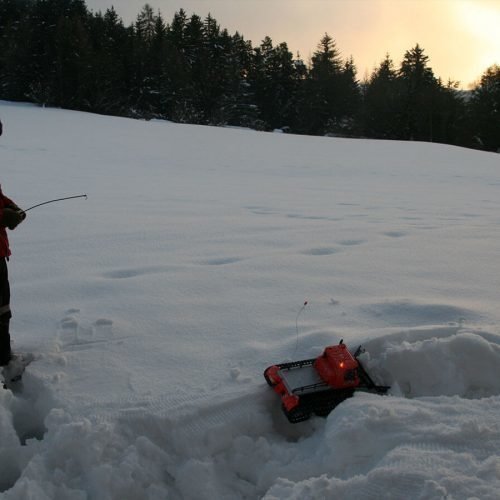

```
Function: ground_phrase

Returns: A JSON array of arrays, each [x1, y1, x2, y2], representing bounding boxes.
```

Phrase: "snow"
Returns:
[[1, 99, 500, 499]]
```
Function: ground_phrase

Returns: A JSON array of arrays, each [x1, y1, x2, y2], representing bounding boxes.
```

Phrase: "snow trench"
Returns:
[[2, 325, 500, 499]]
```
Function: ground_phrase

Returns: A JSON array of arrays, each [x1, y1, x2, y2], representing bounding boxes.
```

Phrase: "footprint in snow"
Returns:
[[383, 231, 407, 238], [201, 257, 244, 266], [94, 318, 114, 339], [57, 312, 114, 346], [102, 266, 172, 279], [302, 247, 340, 256], [338, 239, 366, 246]]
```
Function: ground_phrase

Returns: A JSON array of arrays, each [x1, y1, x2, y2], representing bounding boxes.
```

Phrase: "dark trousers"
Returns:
[[0, 257, 12, 365]]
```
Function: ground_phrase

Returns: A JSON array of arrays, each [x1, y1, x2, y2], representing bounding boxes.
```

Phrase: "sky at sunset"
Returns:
[[85, 0, 500, 88]]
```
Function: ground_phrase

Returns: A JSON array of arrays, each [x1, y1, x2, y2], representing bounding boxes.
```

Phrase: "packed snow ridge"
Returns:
[[1, 100, 500, 499]]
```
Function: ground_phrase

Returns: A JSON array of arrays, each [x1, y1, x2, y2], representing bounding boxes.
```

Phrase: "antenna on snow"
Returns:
[[292, 300, 308, 358]]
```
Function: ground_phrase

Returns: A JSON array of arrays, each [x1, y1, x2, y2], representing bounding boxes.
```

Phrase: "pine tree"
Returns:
[[94, 7, 133, 114], [310, 33, 343, 79], [247, 37, 297, 129], [135, 4, 156, 43], [218, 31, 261, 128], [433, 79, 469, 146], [398, 44, 439, 141], [130, 4, 166, 117], [165, 9, 197, 122], [331, 56, 360, 135], [22, 0, 61, 105], [468, 65, 500, 151], [52, 0, 92, 108], [0, 0, 32, 100], [183, 14, 207, 122], [363, 54, 402, 138], [200, 15, 242, 125], [301, 33, 359, 135]]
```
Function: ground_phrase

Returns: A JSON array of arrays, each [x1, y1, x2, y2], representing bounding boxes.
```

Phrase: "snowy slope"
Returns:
[[1, 100, 500, 499]]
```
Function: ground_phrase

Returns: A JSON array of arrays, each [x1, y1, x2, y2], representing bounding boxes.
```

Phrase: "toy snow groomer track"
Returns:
[[264, 341, 390, 423]]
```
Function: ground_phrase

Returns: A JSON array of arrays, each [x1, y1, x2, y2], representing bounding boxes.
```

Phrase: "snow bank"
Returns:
[[365, 327, 500, 399], [1, 101, 500, 498], [3, 327, 500, 499]]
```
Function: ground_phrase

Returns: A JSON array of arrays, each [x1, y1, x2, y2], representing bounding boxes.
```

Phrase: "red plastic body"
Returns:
[[314, 344, 360, 388], [265, 365, 301, 409]]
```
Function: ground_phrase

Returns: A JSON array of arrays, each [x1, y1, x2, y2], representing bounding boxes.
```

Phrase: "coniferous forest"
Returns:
[[1, 0, 499, 151]]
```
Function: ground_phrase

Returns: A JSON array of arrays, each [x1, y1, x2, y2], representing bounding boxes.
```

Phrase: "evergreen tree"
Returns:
[[0, 0, 32, 100], [200, 15, 246, 125], [22, 0, 61, 105], [89, 7, 133, 114], [431, 79, 469, 146], [299, 33, 359, 135], [128, 4, 159, 116], [148, 13, 173, 117], [363, 54, 402, 138], [217, 31, 261, 128], [398, 44, 439, 141], [135, 4, 156, 43], [310, 33, 343, 79], [248, 37, 297, 129], [332, 56, 360, 135], [184, 14, 208, 122], [468, 65, 500, 151], [297, 34, 341, 134], [165, 9, 195, 122], [52, 0, 92, 108]]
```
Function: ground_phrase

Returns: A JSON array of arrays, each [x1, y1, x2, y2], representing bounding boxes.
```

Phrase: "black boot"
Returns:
[[0, 320, 11, 366]]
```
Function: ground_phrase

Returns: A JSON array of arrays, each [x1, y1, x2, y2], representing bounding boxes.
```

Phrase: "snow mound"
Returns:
[[363, 326, 500, 398]]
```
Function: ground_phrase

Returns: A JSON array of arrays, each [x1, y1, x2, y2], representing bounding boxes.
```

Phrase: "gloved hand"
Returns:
[[7, 202, 26, 216], [1, 207, 26, 230]]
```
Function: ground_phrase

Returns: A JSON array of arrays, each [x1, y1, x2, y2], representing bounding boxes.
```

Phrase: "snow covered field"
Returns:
[[1, 100, 500, 499]]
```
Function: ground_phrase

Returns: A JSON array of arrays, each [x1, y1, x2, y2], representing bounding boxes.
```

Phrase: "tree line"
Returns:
[[1, 0, 499, 151]]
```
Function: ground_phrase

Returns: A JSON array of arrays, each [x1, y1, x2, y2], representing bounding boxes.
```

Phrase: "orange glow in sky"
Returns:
[[87, 0, 500, 88], [454, 0, 500, 82]]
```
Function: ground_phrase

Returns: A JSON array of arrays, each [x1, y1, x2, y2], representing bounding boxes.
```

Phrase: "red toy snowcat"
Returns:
[[264, 340, 390, 423]]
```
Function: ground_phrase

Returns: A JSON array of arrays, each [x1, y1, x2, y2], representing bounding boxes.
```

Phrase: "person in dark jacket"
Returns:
[[0, 121, 27, 365]]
